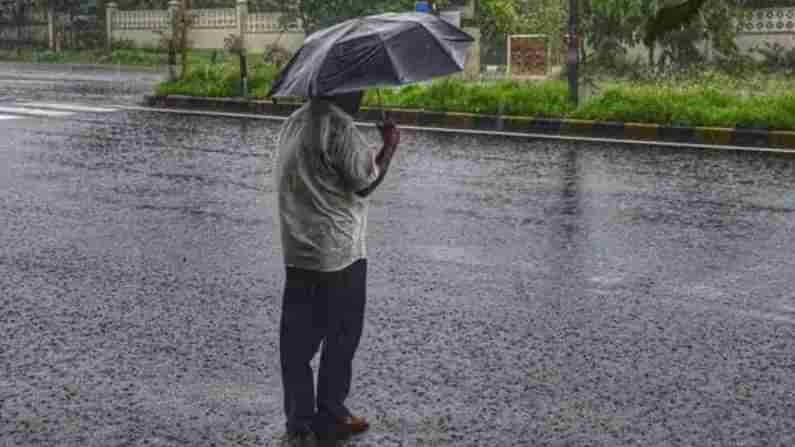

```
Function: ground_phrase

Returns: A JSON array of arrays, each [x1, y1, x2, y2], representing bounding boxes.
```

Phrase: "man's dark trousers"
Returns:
[[280, 259, 367, 435]]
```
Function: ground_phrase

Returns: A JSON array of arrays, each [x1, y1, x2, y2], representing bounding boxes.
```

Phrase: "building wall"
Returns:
[[736, 7, 795, 57]]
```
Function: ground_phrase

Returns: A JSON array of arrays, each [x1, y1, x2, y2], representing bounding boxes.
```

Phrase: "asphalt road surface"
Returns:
[[1, 64, 794, 447]]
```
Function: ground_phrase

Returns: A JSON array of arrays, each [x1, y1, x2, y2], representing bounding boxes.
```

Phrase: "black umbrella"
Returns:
[[269, 12, 475, 98]]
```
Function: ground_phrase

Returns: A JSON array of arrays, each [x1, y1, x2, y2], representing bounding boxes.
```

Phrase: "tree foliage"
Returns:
[[476, 0, 521, 40], [581, 0, 657, 65], [0, 0, 33, 25], [580, 0, 754, 69], [474, 0, 566, 66], [644, 0, 707, 47]]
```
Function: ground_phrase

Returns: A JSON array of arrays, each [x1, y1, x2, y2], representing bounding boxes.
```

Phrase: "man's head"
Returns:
[[321, 91, 364, 117]]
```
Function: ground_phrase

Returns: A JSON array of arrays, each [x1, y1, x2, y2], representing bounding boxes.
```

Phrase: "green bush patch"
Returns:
[[363, 80, 574, 118], [156, 60, 279, 98], [153, 65, 795, 131], [572, 81, 795, 130]]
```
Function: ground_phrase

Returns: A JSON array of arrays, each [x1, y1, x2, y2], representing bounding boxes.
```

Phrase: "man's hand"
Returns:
[[356, 120, 401, 198]]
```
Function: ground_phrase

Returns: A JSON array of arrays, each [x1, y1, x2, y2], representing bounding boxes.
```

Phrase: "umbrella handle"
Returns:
[[376, 89, 391, 125]]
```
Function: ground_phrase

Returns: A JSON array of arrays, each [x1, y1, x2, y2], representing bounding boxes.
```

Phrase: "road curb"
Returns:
[[144, 95, 795, 151]]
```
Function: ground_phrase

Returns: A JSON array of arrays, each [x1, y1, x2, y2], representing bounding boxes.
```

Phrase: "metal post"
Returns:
[[106, 3, 117, 51], [567, 0, 579, 105], [236, 0, 248, 97], [167, 0, 179, 81], [48, 8, 55, 50]]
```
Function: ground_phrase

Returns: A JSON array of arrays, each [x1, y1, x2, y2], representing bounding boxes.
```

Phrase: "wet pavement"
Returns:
[[1, 65, 794, 447], [0, 62, 165, 106]]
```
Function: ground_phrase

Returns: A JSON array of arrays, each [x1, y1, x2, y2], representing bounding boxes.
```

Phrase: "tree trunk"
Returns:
[[648, 43, 655, 67], [240, 53, 248, 97]]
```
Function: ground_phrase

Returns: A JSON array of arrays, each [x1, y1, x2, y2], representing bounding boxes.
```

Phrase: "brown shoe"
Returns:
[[313, 415, 370, 443], [340, 415, 370, 435]]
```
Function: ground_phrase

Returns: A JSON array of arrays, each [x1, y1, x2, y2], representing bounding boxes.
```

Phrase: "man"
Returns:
[[274, 91, 401, 446]]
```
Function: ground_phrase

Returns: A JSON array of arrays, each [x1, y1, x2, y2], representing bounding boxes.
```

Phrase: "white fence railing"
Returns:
[[113, 10, 169, 31], [191, 8, 236, 29], [247, 12, 301, 33], [107, 3, 306, 52]]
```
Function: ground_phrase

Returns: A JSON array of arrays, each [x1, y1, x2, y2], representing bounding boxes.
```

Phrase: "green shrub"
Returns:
[[571, 81, 795, 129], [364, 79, 573, 117], [157, 61, 280, 98], [156, 69, 795, 131], [35, 50, 63, 63], [95, 49, 167, 66], [112, 38, 137, 50]]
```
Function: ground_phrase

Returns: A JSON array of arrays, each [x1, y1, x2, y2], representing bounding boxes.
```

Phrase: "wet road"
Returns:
[[1, 66, 794, 447], [0, 62, 164, 106]]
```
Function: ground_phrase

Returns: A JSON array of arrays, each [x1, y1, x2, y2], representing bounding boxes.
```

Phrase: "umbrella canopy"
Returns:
[[269, 12, 475, 98]]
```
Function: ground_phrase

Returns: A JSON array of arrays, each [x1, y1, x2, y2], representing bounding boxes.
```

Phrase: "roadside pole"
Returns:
[[236, 0, 248, 97], [168, 0, 179, 81], [567, 0, 579, 105]]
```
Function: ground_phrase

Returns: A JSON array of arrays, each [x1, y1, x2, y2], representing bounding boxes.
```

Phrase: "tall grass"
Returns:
[[573, 77, 795, 129], [156, 66, 795, 130], [364, 79, 574, 117], [156, 60, 279, 97]]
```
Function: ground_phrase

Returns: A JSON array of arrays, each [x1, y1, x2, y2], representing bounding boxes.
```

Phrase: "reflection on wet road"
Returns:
[[1, 68, 793, 446]]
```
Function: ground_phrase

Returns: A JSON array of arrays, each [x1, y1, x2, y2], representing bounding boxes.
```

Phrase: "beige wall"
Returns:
[[737, 33, 795, 59], [247, 32, 305, 53], [114, 29, 164, 48], [463, 27, 481, 79], [188, 28, 235, 50]]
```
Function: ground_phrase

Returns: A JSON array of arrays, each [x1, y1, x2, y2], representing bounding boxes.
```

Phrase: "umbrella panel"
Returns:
[[317, 34, 399, 95], [381, 24, 463, 84]]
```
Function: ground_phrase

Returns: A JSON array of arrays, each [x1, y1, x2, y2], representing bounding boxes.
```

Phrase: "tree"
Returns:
[[643, 0, 707, 49], [581, 0, 657, 66], [0, 0, 36, 51], [644, 0, 751, 68], [578, 0, 750, 70], [476, 0, 521, 41], [156, 2, 194, 79]]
